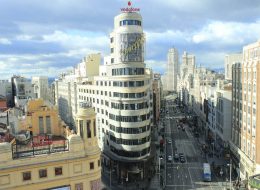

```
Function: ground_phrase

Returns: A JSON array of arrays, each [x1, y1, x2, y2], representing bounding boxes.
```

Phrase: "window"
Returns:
[[93, 120, 96, 137], [98, 160, 101, 167], [75, 183, 83, 190], [46, 116, 51, 134], [39, 169, 47, 178], [39, 116, 44, 134], [111, 48, 114, 53], [111, 58, 114, 63], [55, 167, 63, 176], [87, 121, 91, 138], [90, 162, 94, 170], [79, 120, 83, 138], [110, 37, 114, 43], [23, 171, 31, 181]]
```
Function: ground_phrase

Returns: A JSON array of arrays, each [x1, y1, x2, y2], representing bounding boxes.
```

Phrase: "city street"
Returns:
[[164, 99, 223, 190]]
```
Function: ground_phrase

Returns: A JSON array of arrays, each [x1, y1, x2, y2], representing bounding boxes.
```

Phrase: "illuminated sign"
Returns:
[[121, 1, 140, 12], [119, 33, 145, 62]]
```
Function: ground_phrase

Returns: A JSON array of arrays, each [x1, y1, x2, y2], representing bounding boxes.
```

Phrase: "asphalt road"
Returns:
[[164, 100, 223, 190]]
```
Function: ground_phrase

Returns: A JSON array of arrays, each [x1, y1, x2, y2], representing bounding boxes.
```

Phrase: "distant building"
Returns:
[[31, 76, 49, 101], [0, 80, 12, 107], [11, 76, 35, 108], [54, 53, 100, 127], [152, 73, 162, 125], [0, 95, 7, 112], [224, 53, 242, 80], [0, 99, 101, 190], [165, 48, 179, 92]]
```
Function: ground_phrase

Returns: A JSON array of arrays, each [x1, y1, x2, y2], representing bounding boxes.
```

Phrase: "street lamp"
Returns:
[[220, 169, 224, 186], [227, 159, 232, 190], [158, 156, 163, 189]]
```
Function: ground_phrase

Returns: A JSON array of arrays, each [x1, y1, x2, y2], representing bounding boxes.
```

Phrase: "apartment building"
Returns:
[[11, 76, 35, 108], [0, 99, 101, 190], [54, 53, 101, 127], [230, 40, 260, 185], [225, 53, 242, 80], [32, 76, 49, 101], [0, 80, 12, 107], [152, 73, 162, 125]]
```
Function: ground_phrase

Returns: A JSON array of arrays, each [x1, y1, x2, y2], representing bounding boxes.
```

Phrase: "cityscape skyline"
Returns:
[[0, 0, 260, 79]]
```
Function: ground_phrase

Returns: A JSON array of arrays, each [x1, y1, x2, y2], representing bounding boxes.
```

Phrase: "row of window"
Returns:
[[113, 81, 144, 87], [22, 161, 101, 181], [111, 102, 148, 110], [120, 20, 142, 26], [79, 91, 147, 101], [112, 68, 144, 76], [110, 146, 149, 158], [109, 113, 150, 122], [109, 124, 150, 134], [113, 92, 146, 98], [110, 135, 150, 145]]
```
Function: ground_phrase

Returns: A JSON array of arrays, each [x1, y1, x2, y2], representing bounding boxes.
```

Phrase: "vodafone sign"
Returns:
[[121, 1, 140, 12]]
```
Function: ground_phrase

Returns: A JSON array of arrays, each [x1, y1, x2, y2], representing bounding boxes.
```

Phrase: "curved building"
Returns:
[[104, 9, 153, 181], [76, 6, 154, 183]]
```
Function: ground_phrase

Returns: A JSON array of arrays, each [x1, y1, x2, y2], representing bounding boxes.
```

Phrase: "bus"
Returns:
[[203, 163, 211, 182]]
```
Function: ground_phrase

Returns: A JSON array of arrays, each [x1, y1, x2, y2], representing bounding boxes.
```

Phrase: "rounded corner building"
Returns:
[[101, 5, 155, 183]]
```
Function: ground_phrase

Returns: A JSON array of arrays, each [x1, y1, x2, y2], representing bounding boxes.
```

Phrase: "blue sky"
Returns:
[[0, 0, 260, 79]]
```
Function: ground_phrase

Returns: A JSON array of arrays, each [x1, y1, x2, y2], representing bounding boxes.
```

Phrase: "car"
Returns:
[[167, 155, 173, 162], [179, 153, 184, 158], [177, 125, 181, 130], [180, 157, 186, 163], [174, 153, 179, 161], [167, 139, 172, 144]]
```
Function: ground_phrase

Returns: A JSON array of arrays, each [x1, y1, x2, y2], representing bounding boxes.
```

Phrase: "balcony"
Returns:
[[11, 135, 69, 159]]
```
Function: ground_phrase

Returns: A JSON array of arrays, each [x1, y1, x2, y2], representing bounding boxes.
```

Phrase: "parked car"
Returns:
[[180, 156, 186, 163], [167, 155, 173, 162], [167, 139, 172, 144], [178, 153, 186, 163], [174, 153, 179, 162]]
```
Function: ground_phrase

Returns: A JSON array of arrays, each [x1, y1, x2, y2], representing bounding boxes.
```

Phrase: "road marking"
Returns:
[[188, 167, 195, 189]]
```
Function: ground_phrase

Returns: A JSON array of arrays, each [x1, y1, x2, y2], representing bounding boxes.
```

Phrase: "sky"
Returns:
[[0, 0, 260, 79]]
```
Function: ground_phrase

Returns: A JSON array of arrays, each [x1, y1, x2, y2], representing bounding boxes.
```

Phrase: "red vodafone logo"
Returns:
[[121, 1, 140, 12]]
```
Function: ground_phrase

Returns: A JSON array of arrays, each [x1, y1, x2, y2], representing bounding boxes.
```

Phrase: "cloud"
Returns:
[[192, 20, 260, 46], [0, 38, 12, 45], [0, 0, 260, 79]]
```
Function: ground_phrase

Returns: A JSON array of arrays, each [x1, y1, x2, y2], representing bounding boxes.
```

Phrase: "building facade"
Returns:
[[0, 99, 101, 190], [225, 53, 242, 80], [0, 80, 12, 107], [11, 76, 35, 108], [152, 73, 162, 125], [76, 9, 154, 182], [54, 53, 101, 128], [165, 48, 179, 92], [32, 76, 49, 101], [230, 41, 260, 188]]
